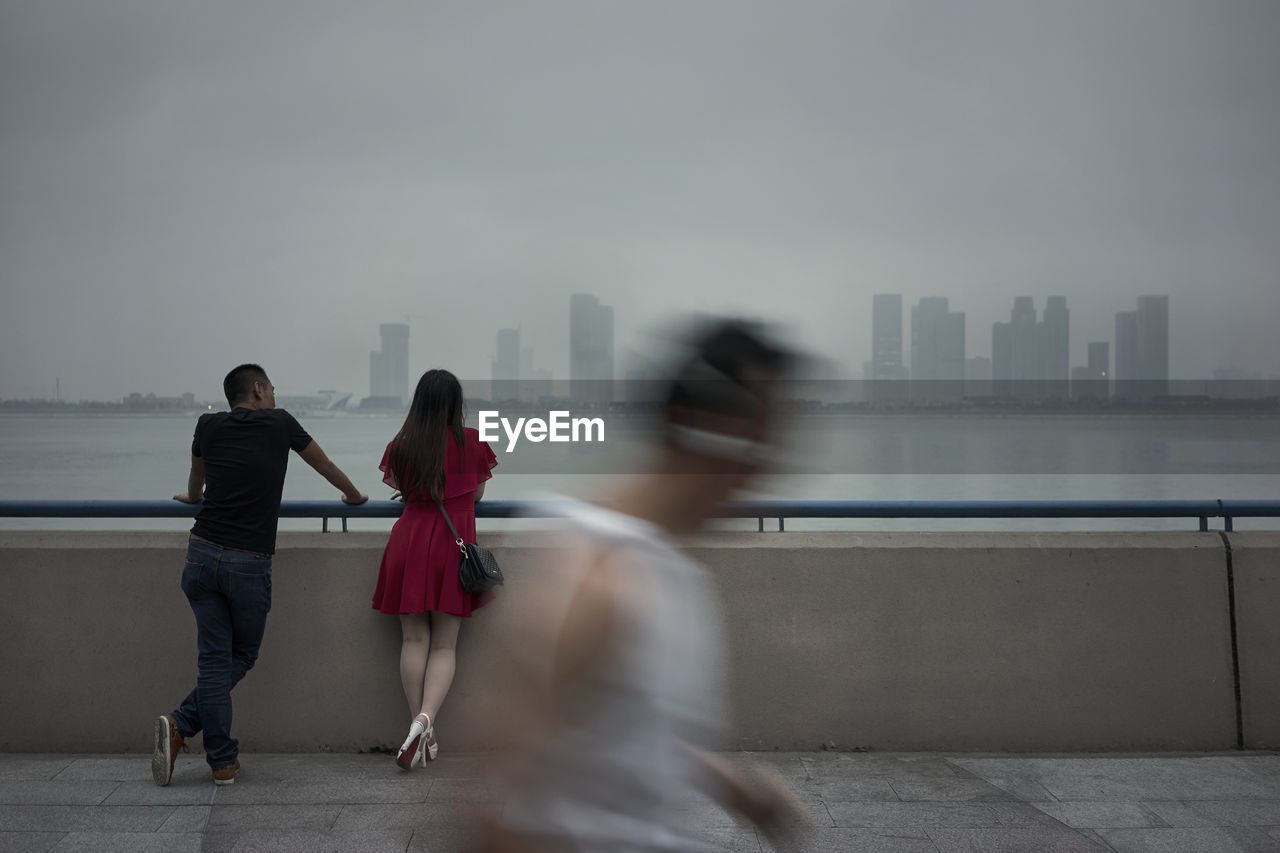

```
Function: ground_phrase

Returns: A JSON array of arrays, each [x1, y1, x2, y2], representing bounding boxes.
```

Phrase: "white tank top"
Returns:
[[499, 500, 726, 851]]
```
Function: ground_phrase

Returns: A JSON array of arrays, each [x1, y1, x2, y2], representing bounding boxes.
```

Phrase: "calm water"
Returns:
[[1, 411, 1277, 532]]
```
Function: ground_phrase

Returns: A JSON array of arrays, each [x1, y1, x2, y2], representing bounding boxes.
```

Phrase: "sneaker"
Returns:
[[152, 714, 187, 787], [212, 759, 240, 786]]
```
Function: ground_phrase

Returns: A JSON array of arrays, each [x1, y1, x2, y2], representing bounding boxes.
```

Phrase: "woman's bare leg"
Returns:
[[399, 613, 431, 718], [419, 612, 462, 722]]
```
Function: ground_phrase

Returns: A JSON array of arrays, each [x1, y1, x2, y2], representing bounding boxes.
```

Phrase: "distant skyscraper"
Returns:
[[369, 323, 409, 405], [1136, 295, 1169, 397], [871, 294, 906, 379], [870, 294, 908, 402], [1073, 341, 1110, 399], [492, 328, 520, 402], [1114, 311, 1138, 398], [569, 294, 614, 404], [992, 321, 1013, 397], [1088, 342, 1109, 384], [1010, 297, 1038, 398], [1037, 296, 1069, 398], [910, 297, 965, 401]]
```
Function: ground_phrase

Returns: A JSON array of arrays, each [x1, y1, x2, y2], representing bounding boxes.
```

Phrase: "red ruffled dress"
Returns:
[[372, 427, 498, 616]]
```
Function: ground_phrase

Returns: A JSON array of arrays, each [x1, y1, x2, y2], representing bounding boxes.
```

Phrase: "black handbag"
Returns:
[[434, 498, 504, 594]]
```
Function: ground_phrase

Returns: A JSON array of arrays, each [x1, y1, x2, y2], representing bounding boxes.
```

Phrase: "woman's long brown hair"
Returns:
[[388, 369, 466, 501]]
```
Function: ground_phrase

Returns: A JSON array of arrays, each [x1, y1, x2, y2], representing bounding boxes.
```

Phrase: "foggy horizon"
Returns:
[[3, 1, 1278, 402]]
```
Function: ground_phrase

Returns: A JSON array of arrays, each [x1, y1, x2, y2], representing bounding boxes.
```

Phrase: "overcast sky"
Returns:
[[2, 0, 1277, 401]]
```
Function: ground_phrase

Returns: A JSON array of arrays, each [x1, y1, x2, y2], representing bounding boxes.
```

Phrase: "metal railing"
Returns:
[[1, 499, 1277, 531]]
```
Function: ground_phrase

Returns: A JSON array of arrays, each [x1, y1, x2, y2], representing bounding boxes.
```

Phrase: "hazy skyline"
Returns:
[[3, 1, 1278, 401]]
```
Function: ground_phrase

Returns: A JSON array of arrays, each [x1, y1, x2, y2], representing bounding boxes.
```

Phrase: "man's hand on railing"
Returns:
[[173, 493, 202, 504], [341, 492, 369, 505]]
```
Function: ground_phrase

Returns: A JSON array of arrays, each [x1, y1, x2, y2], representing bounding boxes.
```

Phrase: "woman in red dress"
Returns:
[[372, 369, 497, 768]]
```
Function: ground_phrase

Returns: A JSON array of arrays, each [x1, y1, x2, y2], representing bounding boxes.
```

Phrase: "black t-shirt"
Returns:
[[190, 408, 313, 555]]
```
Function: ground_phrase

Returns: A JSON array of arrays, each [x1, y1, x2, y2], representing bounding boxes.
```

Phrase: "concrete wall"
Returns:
[[0, 530, 1270, 754], [1230, 532, 1280, 750]]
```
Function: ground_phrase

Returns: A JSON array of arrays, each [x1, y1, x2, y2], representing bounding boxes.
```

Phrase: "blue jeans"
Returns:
[[171, 537, 272, 769]]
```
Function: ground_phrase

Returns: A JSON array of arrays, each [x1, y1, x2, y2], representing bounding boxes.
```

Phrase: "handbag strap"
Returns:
[[433, 497, 469, 554]]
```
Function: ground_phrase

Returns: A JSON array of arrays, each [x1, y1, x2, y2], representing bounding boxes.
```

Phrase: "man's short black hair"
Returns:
[[664, 320, 795, 419], [224, 364, 269, 407]]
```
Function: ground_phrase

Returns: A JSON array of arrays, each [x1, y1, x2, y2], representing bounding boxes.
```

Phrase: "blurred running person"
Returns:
[[482, 319, 812, 852]]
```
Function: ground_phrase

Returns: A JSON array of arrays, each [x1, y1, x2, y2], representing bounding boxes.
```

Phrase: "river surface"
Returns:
[[1, 411, 1276, 532]]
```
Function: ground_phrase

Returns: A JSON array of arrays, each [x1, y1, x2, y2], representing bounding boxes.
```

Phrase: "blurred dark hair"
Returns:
[[389, 369, 466, 501], [664, 320, 795, 420], [223, 364, 269, 408]]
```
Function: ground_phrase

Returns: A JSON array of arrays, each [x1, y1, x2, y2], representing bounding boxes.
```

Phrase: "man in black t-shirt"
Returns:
[[153, 364, 367, 787]]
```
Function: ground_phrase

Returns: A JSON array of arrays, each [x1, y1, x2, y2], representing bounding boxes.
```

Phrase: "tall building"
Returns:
[[1114, 311, 1139, 398], [369, 323, 409, 405], [492, 328, 520, 402], [1073, 341, 1110, 399], [569, 294, 614, 404], [1088, 341, 1110, 398], [910, 297, 965, 401], [1136, 295, 1170, 397], [1037, 296, 1069, 398], [871, 294, 907, 379], [1010, 297, 1038, 398], [992, 321, 1013, 397], [870, 294, 908, 402]]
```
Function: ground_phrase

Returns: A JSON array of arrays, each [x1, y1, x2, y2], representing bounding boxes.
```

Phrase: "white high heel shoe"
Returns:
[[396, 713, 438, 770]]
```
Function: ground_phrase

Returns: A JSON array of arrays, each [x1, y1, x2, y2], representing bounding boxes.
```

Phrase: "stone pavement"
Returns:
[[1, 752, 1279, 852]]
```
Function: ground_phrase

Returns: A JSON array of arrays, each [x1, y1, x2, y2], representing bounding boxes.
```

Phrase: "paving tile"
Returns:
[[789, 827, 937, 852], [244, 754, 491, 781], [0, 783, 119, 807], [0, 761, 73, 783], [1223, 757, 1280, 777], [1032, 801, 1165, 829], [825, 802, 1013, 829], [794, 776, 900, 803], [51, 759, 152, 783], [0, 833, 64, 853], [228, 829, 413, 852], [954, 758, 1280, 802], [1182, 801, 1280, 827], [423, 779, 499, 805], [100, 780, 213, 806], [213, 779, 431, 806], [0, 805, 171, 833], [157, 805, 210, 832], [162, 758, 219, 787], [204, 804, 342, 832], [1101, 826, 1280, 852], [926, 826, 1106, 852], [888, 777, 1016, 802], [48, 832, 205, 852], [195, 831, 239, 853], [405, 822, 487, 852], [331, 802, 480, 833], [1142, 800, 1214, 827]]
